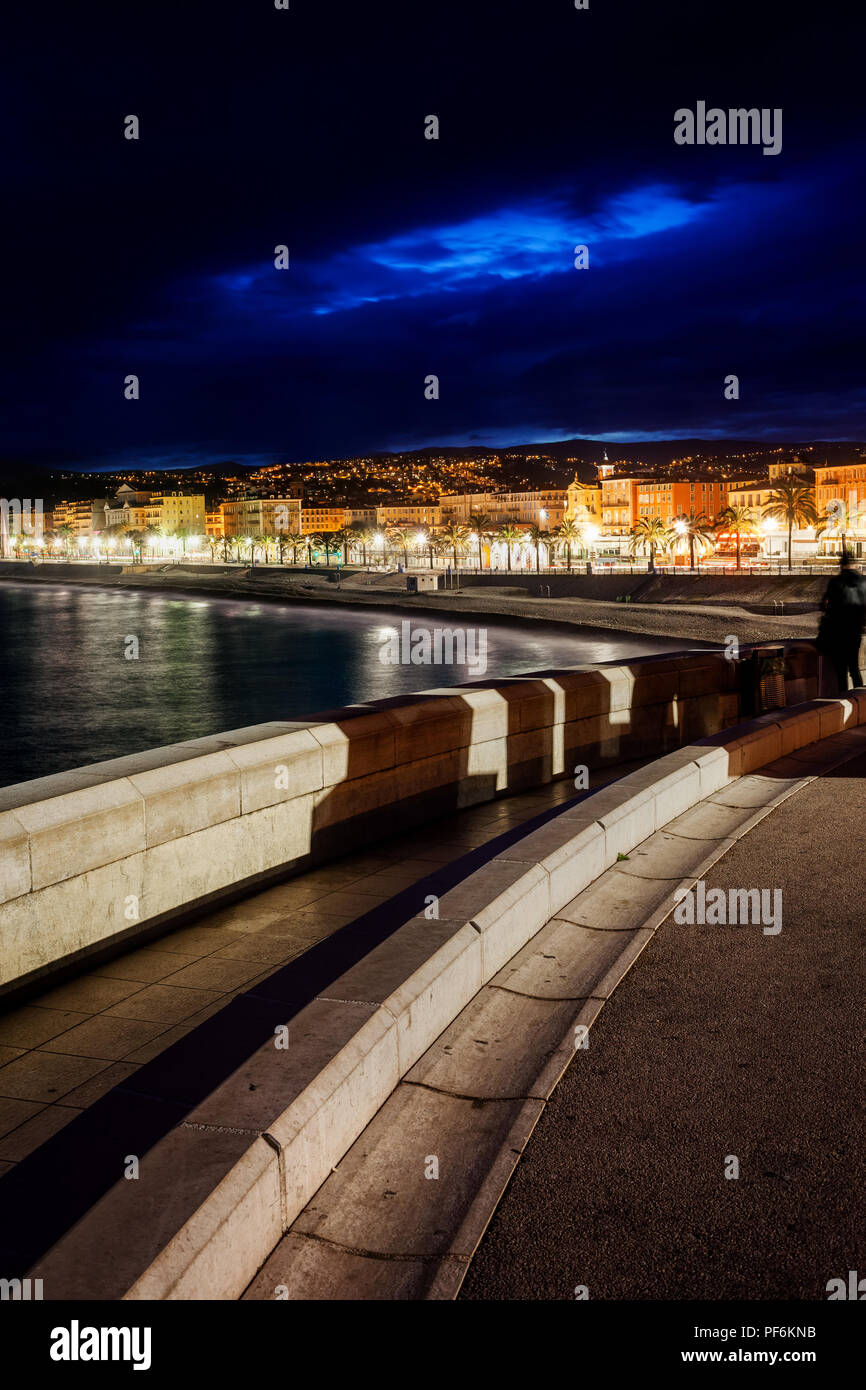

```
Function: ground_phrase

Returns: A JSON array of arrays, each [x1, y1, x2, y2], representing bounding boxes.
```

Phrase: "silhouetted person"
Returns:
[[818, 551, 866, 692]]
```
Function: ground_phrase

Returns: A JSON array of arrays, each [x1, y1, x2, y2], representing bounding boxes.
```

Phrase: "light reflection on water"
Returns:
[[0, 583, 700, 788]]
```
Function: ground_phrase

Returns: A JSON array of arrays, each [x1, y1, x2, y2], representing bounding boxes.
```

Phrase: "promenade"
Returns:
[[463, 730, 866, 1300]]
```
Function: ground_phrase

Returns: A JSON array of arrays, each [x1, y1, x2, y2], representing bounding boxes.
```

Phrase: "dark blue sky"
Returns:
[[3, 0, 864, 471]]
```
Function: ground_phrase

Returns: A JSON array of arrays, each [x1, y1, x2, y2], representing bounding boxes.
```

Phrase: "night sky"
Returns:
[[3, 0, 864, 472]]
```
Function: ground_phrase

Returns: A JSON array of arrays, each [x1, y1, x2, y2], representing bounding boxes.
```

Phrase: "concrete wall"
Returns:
[[0, 645, 817, 996]]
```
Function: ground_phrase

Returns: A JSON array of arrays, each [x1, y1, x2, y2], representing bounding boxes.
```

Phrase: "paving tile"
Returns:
[[495, 919, 644, 1003], [0, 1046, 26, 1066], [35, 977, 144, 1012], [158, 956, 265, 992], [557, 868, 678, 932], [0, 1007, 90, 1049], [406, 987, 580, 1099], [0, 1095, 45, 1139], [61, 1062, 140, 1107], [153, 926, 247, 957], [613, 830, 726, 881], [103, 984, 223, 1025], [39, 1015, 166, 1061], [709, 775, 802, 809], [666, 800, 768, 841], [0, 1103, 82, 1162], [292, 1083, 542, 1258], [243, 1231, 434, 1301], [213, 936, 297, 965], [0, 1160, 15, 1177], [93, 949, 188, 984], [0, 1051, 109, 1103]]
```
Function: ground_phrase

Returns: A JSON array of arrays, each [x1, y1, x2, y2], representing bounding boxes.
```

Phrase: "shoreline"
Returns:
[[0, 563, 819, 646]]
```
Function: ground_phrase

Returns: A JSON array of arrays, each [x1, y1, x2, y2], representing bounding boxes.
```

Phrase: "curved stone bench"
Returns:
[[22, 692, 860, 1300]]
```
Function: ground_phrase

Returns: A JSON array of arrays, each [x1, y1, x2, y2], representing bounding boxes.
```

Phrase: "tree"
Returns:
[[667, 513, 715, 571], [57, 522, 75, 557], [762, 482, 818, 572], [524, 523, 550, 574], [496, 523, 521, 572], [468, 511, 492, 571], [628, 516, 669, 572], [387, 527, 412, 570], [355, 527, 375, 567], [125, 528, 145, 562], [556, 519, 584, 572], [438, 522, 470, 572], [306, 533, 321, 566], [339, 526, 359, 564], [715, 505, 761, 571]]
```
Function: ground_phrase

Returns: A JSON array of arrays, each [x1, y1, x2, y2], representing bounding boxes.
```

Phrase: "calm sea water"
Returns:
[[0, 582, 698, 788]]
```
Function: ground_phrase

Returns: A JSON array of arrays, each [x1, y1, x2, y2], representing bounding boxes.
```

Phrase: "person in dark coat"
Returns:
[[818, 551, 866, 692]]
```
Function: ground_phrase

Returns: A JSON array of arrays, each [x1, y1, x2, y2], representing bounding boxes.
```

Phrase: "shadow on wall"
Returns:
[[304, 649, 744, 866]]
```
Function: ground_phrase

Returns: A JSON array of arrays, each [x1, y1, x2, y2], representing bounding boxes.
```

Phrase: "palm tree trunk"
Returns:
[[787, 519, 793, 571], [736, 532, 740, 570], [689, 536, 695, 571], [507, 545, 512, 573]]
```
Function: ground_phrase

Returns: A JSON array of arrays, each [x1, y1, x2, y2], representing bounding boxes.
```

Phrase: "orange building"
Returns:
[[634, 479, 730, 526], [814, 462, 866, 553]]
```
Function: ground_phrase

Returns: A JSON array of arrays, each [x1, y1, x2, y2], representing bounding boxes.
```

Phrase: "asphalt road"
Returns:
[[461, 754, 866, 1300]]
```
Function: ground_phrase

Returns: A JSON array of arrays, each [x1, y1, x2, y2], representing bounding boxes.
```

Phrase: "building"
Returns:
[[205, 508, 224, 538], [726, 477, 819, 563], [634, 479, 730, 526], [104, 484, 153, 529], [375, 504, 442, 530], [220, 498, 302, 538], [51, 499, 110, 538], [564, 479, 602, 527], [600, 476, 640, 536], [345, 507, 377, 529], [813, 462, 866, 556], [300, 506, 347, 535], [439, 489, 567, 530], [142, 493, 206, 536]]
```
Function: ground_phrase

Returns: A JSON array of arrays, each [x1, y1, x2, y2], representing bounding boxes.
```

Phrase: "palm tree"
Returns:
[[387, 527, 412, 570], [762, 482, 818, 572], [497, 523, 522, 572], [667, 513, 715, 571], [57, 522, 75, 557], [628, 516, 669, 572], [438, 522, 470, 573], [556, 518, 584, 572], [525, 523, 549, 574], [339, 526, 359, 565], [468, 511, 492, 571], [279, 530, 302, 565], [715, 505, 761, 571], [305, 533, 321, 566], [125, 528, 145, 562]]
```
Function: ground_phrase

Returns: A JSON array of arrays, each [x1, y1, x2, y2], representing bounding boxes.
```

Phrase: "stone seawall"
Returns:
[[0, 646, 817, 997]]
